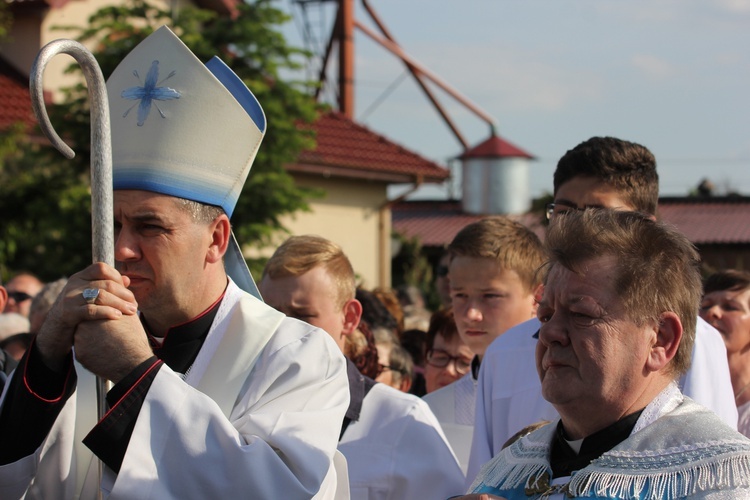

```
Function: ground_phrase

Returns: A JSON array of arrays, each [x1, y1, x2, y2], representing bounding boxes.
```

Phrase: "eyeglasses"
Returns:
[[7, 291, 33, 303], [436, 265, 449, 278], [425, 349, 472, 375]]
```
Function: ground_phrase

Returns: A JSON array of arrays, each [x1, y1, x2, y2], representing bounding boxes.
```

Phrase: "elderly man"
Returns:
[[0, 27, 348, 498], [467, 137, 736, 482], [463, 210, 750, 498]]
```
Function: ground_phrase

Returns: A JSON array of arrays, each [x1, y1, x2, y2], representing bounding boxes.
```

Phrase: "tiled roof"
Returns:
[[393, 196, 750, 247], [459, 134, 534, 160], [291, 111, 450, 184], [392, 200, 546, 246], [0, 57, 35, 130], [659, 197, 750, 244]]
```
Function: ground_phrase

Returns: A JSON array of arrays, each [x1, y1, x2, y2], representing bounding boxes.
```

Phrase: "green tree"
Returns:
[[0, 0, 320, 280], [391, 232, 439, 310]]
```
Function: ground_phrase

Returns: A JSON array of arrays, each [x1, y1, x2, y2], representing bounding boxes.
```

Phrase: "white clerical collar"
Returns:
[[565, 437, 583, 454]]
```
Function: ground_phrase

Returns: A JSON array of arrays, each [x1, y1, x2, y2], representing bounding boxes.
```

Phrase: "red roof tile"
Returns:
[[459, 134, 534, 160], [0, 58, 35, 130], [392, 200, 546, 246], [658, 197, 750, 244], [292, 112, 450, 184]]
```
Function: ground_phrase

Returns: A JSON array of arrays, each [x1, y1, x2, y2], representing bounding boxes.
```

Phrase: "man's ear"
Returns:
[[206, 214, 231, 264], [0, 286, 7, 313], [530, 284, 544, 316], [646, 311, 682, 373], [342, 299, 363, 337]]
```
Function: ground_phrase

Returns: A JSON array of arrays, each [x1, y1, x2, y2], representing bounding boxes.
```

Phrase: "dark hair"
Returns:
[[426, 308, 458, 351], [553, 137, 659, 216], [372, 287, 405, 334], [356, 288, 399, 337], [704, 269, 750, 295], [0, 332, 33, 352], [401, 328, 428, 366], [387, 344, 414, 388], [347, 321, 380, 380]]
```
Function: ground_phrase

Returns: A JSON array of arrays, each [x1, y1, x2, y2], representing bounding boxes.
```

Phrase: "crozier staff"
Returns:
[[0, 26, 349, 499]]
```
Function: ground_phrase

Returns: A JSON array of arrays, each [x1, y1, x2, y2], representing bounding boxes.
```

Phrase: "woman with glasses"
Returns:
[[422, 308, 475, 474], [423, 308, 473, 394]]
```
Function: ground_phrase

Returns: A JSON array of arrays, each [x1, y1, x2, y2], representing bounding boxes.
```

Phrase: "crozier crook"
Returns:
[[30, 39, 114, 440]]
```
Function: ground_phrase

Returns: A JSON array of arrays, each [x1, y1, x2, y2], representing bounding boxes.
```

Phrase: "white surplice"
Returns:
[[0, 280, 350, 499], [339, 383, 465, 500], [422, 370, 476, 476], [466, 315, 738, 487]]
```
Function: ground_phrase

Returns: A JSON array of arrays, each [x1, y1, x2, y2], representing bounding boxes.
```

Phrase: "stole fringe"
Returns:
[[569, 453, 750, 498], [468, 435, 551, 493]]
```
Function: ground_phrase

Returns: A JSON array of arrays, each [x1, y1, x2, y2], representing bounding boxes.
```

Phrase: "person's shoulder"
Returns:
[[631, 396, 750, 454], [423, 373, 470, 408], [272, 316, 341, 354], [694, 315, 726, 348], [366, 383, 437, 420], [235, 293, 342, 362], [422, 378, 457, 415]]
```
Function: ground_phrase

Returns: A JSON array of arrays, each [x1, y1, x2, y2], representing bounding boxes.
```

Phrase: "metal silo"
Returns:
[[460, 135, 534, 215]]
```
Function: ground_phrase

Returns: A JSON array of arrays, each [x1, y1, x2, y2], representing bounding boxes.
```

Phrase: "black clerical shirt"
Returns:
[[549, 409, 643, 479]]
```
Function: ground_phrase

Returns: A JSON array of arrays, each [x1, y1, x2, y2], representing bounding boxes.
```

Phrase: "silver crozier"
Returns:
[[30, 39, 114, 496]]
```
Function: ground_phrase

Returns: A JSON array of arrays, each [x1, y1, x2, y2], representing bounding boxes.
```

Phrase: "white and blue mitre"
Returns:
[[468, 384, 750, 499], [106, 26, 265, 297]]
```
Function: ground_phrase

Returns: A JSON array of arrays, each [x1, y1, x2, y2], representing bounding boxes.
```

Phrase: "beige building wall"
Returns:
[[1, 15, 42, 76], [274, 173, 392, 289], [2, 0, 191, 100]]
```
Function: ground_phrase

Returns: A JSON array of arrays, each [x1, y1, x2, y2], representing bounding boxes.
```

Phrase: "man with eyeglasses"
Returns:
[[465, 136, 737, 486], [3, 273, 43, 318], [260, 235, 465, 500]]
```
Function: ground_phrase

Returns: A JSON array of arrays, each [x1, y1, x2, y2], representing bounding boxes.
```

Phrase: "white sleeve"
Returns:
[[110, 324, 350, 499], [341, 384, 464, 500], [381, 396, 465, 500], [466, 319, 558, 488], [679, 317, 737, 429]]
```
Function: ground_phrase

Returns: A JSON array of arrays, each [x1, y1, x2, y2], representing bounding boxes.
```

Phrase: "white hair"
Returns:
[[0, 313, 30, 341]]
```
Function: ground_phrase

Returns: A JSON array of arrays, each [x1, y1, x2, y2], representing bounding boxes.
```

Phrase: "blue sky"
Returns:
[[280, 0, 750, 199]]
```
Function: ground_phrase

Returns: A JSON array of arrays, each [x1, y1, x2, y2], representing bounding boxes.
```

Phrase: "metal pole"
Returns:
[[30, 38, 114, 495]]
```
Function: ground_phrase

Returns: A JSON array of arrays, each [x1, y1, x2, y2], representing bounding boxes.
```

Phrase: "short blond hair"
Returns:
[[448, 216, 546, 292], [263, 235, 356, 308]]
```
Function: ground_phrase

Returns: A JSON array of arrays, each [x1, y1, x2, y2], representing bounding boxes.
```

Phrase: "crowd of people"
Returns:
[[2, 26, 750, 499]]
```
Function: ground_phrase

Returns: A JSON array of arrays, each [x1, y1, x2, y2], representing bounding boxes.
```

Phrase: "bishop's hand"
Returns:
[[35, 262, 138, 371]]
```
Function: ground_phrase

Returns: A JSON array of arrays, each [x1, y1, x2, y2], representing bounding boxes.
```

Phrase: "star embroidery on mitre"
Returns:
[[121, 60, 181, 126]]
